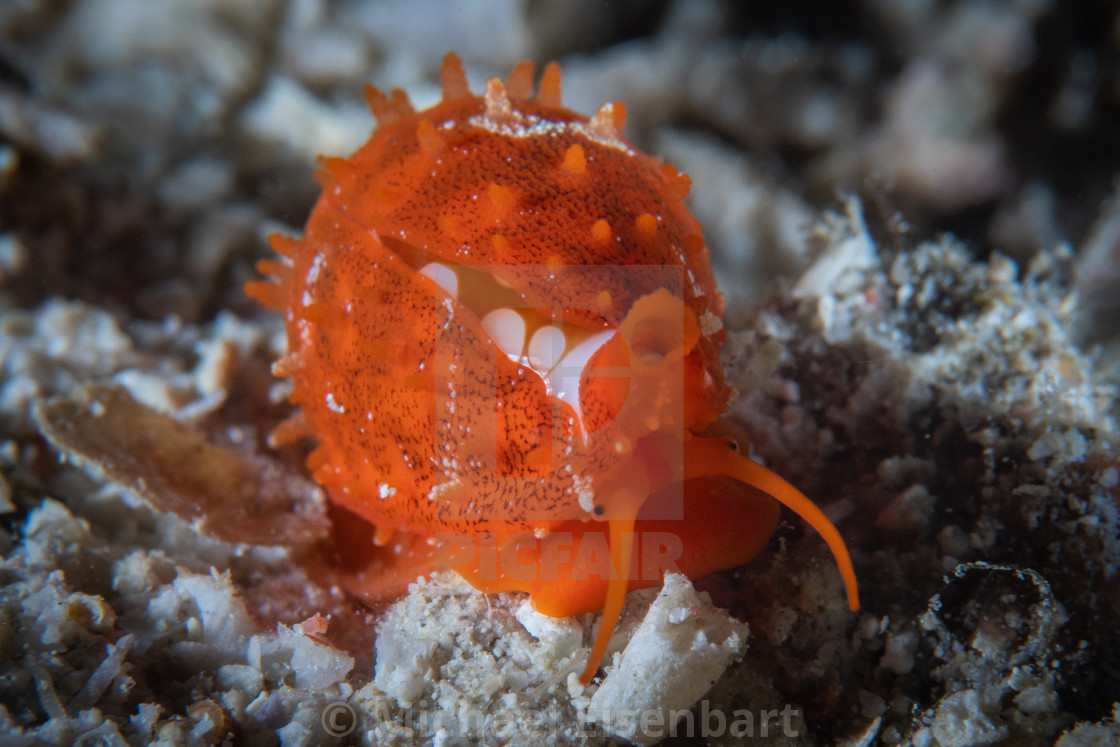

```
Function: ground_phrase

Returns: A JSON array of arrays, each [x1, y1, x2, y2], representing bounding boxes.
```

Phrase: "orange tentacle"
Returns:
[[683, 438, 860, 611], [580, 513, 637, 684]]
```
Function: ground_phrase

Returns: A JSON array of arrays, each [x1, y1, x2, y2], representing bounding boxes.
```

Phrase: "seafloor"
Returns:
[[1, 1, 1119, 745]]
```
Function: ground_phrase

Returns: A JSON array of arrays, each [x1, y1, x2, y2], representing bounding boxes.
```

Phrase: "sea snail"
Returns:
[[247, 52, 859, 684]]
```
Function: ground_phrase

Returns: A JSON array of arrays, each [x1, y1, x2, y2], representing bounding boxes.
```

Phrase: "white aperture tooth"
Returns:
[[550, 329, 616, 417], [419, 262, 458, 298], [528, 326, 566, 373], [481, 308, 527, 361]]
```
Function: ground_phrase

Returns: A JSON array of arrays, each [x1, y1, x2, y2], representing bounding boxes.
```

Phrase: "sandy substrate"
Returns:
[[1, 1, 1119, 745]]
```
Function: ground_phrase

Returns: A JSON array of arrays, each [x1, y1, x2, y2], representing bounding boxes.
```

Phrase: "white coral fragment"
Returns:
[[587, 573, 748, 746]]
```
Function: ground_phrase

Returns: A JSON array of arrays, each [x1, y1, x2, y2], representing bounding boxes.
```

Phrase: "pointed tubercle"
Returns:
[[537, 62, 562, 108], [589, 101, 627, 139], [440, 51, 471, 102], [507, 60, 535, 99], [268, 233, 300, 260], [364, 84, 414, 126]]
